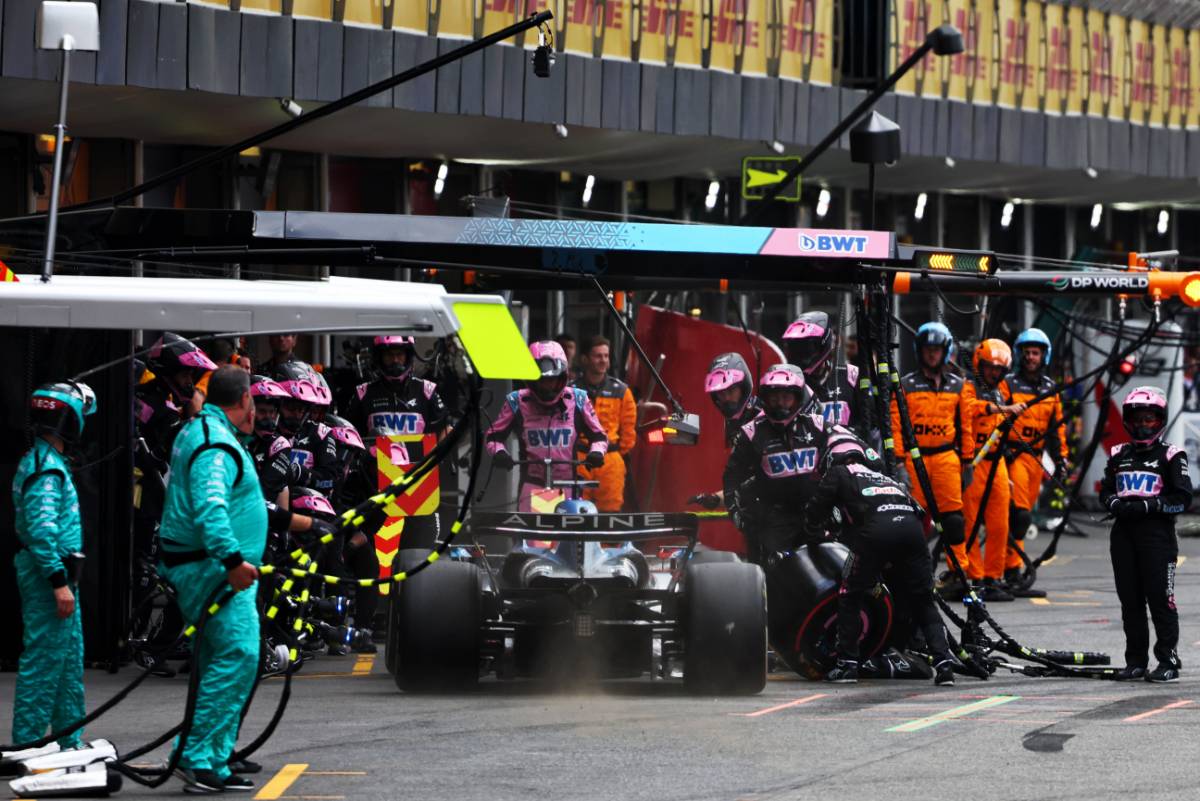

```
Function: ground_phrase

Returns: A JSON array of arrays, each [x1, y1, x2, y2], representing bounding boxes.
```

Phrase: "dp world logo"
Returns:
[[1049, 276, 1070, 291], [798, 233, 869, 254]]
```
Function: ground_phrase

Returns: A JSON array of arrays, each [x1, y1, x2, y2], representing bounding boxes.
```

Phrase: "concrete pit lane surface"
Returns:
[[4, 521, 1199, 801]]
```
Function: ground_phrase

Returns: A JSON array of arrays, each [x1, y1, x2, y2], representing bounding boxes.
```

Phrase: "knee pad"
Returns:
[[940, 512, 965, 546], [1009, 507, 1032, 541]]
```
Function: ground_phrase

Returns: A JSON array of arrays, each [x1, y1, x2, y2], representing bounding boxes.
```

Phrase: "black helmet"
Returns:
[[30, 381, 97, 445], [147, 332, 218, 402], [819, 426, 878, 475], [783, 312, 835, 381], [704, 352, 754, 419], [272, 361, 320, 435]]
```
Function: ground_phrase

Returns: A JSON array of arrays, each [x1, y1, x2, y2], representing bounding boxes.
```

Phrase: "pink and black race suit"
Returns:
[[347, 377, 448, 463], [485, 387, 608, 511], [805, 364, 869, 436]]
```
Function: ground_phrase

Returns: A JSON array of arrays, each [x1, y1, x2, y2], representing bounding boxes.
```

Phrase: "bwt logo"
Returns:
[[289, 450, 314, 469], [1117, 471, 1162, 496], [799, 233, 869, 254], [764, 448, 818, 477], [527, 428, 573, 449], [368, 412, 424, 434], [820, 400, 851, 426]]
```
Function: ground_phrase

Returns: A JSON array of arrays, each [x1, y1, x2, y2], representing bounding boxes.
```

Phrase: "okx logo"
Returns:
[[1116, 471, 1162, 497], [763, 448, 818, 477], [527, 428, 573, 449], [799, 233, 869, 255], [368, 412, 424, 434]]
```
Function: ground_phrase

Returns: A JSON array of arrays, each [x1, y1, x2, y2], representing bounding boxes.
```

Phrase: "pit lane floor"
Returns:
[[4, 521, 1199, 801]]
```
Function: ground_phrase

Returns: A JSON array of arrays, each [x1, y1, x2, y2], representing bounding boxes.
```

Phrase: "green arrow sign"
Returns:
[[741, 156, 801, 201]]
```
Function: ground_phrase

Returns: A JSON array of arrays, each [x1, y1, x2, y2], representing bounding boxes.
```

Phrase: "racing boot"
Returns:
[[976, 578, 1014, 602], [1115, 665, 1147, 681], [1003, 568, 1046, 599], [826, 659, 859, 684], [1146, 662, 1181, 683], [936, 571, 969, 601], [933, 659, 956, 686]]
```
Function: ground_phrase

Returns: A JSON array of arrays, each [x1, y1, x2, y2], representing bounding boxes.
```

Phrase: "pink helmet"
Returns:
[[249, 375, 290, 400], [309, 369, 333, 407], [528, 340, 570, 404], [1122, 385, 1168, 446], [758, 364, 809, 425], [705, 352, 753, 419], [373, 335, 416, 382], [819, 427, 878, 474], [290, 487, 335, 519], [782, 311, 834, 378], [273, 361, 323, 405], [325, 413, 365, 451]]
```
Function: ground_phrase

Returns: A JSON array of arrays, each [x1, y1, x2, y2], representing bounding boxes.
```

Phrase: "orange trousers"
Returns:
[[904, 450, 963, 514], [1005, 451, 1044, 571], [581, 451, 626, 512], [954, 457, 1010, 580]]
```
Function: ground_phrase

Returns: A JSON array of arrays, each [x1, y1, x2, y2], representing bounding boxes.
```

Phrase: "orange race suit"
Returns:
[[1002, 371, 1067, 570], [577, 375, 638, 511], [959, 379, 1010, 581], [890, 370, 972, 547]]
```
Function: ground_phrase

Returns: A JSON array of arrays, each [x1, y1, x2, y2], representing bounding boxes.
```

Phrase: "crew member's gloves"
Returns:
[[585, 450, 605, 469], [961, 465, 975, 490], [310, 519, 339, 541], [492, 449, 515, 470], [1108, 497, 1161, 520], [687, 493, 722, 510]]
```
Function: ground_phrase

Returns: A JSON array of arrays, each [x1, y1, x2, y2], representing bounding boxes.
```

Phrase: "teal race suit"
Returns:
[[11, 438, 84, 748], [159, 405, 267, 779]]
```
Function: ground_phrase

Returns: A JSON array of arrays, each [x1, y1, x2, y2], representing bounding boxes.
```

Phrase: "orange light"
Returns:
[[647, 429, 664, 445], [978, 255, 990, 273], [927, 253, 955, 270], [1119, 358, 1136, 376], [464, 270, 476, 286], [893, 272, 912, 294], [613, 291, 626, 311], [1180, 273, 1200, 307], [719, 278, 729, 293]]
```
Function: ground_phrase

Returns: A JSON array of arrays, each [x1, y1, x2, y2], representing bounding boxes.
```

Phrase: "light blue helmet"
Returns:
[[555, 498, 598, 515], [1014, 327, 1052, 366], [914, 322, 954, 365], [30, 381, 97, 444]]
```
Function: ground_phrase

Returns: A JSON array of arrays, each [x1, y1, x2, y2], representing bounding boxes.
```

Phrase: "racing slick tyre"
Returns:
[[682, 562, 768, 695], [765, 542, 893, 680], [393, 560, 481, 692], [687, 549, 740, 566], [385, 548, 434, 675]]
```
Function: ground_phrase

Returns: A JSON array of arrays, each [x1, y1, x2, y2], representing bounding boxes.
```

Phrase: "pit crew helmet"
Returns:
[[783, 311, 835, 382], [147, 332, 218, 402], [30, 381, 97, 445], [373, 335, 416, 383], [1122, 386, 1168, 447], [914, 322, 954, 366], [529, 340, 570, 404], [704, 352, 754, 419], [758, 364, 810, 426], [1015, 327, 1053, 368]]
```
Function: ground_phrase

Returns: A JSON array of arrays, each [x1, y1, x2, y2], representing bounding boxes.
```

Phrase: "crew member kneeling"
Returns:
[[1100, 386, 1192, 683], [159, 366, 267, 793], [804, 429, 957, 687]]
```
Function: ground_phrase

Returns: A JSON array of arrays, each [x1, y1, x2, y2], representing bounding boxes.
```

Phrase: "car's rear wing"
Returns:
[[469, 512, 698, 544]]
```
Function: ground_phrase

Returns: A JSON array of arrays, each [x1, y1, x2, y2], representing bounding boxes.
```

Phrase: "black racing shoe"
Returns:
[[1146, 663, 1180, 683], [977, 579, 1014, 602], [227, 759, 261, 775], [933, 660, 956, 686], [1003, 569, 1047, 598], [826, 659, 859, 684], [175, 767, 225, 794], [1115, 665, 1147, 681], [223, 775, 255, 792], [937, 573, 969, 600]]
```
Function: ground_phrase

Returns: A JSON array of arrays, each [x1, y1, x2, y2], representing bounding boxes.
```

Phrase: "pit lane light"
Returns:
[[1180, 273, 1200, 307], [646, 412, 701, 447], [910, 248, 996, 276]]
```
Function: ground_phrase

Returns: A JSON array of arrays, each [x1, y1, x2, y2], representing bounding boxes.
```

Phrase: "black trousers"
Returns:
[[838, 523, 951, 662], [1110, 525, 1180, 668]]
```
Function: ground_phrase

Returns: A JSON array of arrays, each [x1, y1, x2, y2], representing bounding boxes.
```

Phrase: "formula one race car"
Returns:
[[385, 508, 767, 695]]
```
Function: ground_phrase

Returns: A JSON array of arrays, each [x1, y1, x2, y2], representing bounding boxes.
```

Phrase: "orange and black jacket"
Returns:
[[577, 375, 637, 455], [889, 371, 973, 461], [1002, 372, 1068, 462]]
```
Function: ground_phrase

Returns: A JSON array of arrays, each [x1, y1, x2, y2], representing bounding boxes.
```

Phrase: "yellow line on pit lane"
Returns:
[[256, 763, 308, 800], [352, 655, 375, 675], [887, 695, 1020, 732]]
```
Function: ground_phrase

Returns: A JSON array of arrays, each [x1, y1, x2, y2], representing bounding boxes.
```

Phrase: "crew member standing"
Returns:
[[158, 367, 267, 793], [889, 323, 972, 587], [11, 382, 95, 749], [782, 311, 869, 436], [1003, 328, 1067, 588], [576, 336, 637, 512], [1100, 386, 1191, 683], [960, 340, 1027, 601]]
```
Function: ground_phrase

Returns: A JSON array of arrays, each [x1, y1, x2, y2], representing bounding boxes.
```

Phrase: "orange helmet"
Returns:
[[973, 339, 1012, 373]]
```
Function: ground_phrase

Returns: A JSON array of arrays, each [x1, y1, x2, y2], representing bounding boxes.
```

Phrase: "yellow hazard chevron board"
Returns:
[[374, 434, 439, 593], [0, 260, 18, 282]]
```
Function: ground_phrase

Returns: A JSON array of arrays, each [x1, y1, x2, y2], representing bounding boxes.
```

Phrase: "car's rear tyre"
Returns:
[[384, 548, 432, 675], [392, 559, 481, 692], [687, 548, 740, 566], [682, 562, 767, 695]]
